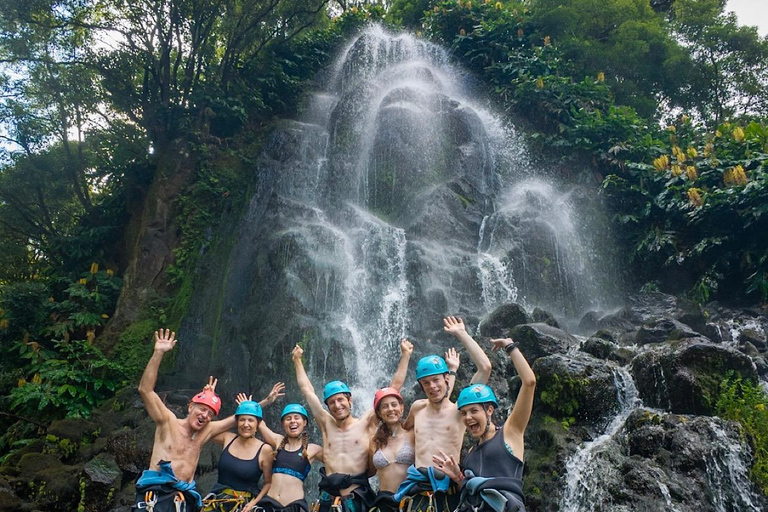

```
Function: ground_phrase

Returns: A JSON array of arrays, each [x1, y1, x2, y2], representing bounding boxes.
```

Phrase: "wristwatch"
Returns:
[[503, 342, 518, 354]]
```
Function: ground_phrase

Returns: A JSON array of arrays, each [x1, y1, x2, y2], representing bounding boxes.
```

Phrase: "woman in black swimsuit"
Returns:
[[204, 397, 273, 512], [433, 338, 535, 512]]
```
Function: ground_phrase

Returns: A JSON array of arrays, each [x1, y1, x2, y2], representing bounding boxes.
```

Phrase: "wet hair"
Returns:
[[274, 429, 309, 460], [371, 397, 405, 452]]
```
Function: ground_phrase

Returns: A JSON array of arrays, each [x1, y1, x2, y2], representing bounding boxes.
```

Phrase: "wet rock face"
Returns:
[[621, 410, 767, 511], [479, 303, 531, 337], [533, 353, 620, 424], [631, 340, 758, 415], [509, 322, 578, 364]]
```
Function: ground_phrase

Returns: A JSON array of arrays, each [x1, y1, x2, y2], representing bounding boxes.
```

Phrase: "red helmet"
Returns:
[[191, 389, 221, 415], [374, 387, 403, 411]]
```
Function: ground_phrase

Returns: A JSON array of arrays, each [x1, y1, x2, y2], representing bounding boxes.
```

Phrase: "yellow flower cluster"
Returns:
[[90, 262, 99, 274], [686, 147, 697, 159], [597, 71, 605, 83], [653, 155, 669, 171], [79, 278, 88, 285], [686, 166, 698, 181], [671, 145, 686, 162], [732, 126, 745, 142], [544, 36, 551, 46], [723, 165, 748, 186], [495, 2, 502, 10], [687, 188, 704, 207], [32, 373, 42, 384], [535, 76, 544, 89], [703, 142, 715, 157], [671, 165, 682, 176]]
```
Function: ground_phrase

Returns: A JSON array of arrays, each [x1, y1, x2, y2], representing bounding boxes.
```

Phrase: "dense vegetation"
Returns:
[[1, 0, 766, 482]]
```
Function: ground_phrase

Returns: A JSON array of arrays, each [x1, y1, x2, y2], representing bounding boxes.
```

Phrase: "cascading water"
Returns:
[[559, 367, 642, 512], [178, 23, 623, 404]]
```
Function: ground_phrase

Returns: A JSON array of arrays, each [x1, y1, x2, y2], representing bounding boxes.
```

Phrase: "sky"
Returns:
[[726, 0, 768, 36]]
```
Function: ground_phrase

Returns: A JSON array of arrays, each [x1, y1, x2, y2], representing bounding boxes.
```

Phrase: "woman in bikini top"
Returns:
[[369, 387, 416, 495], [258, 384, 323, 512]]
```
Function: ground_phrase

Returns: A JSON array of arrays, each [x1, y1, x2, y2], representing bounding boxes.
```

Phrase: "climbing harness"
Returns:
[[398, 496, 413, 512], [202, 489, 252, 512]]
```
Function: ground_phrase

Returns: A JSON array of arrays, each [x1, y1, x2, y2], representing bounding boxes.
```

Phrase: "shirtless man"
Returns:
[[291, 339, 412, 512], [133, 329, 236, 512], [395, 316, 492, 512]]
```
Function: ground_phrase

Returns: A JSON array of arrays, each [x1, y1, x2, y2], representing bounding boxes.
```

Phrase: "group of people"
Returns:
[[132, 316, 536, 512]]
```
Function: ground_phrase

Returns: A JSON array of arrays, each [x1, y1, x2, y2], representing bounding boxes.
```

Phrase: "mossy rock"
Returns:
[[17, 453, 64, 480], [533, 353, 619, 423], [48, 419, 98, 445]]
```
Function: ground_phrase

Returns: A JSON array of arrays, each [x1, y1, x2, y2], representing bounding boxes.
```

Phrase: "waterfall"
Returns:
[[180, 23, 623, 414]]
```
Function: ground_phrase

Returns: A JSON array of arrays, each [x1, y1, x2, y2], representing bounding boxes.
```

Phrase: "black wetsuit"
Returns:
[[258, 447, 312, 512], [460, 430, 525, 512], [316, 468, 375, 512]]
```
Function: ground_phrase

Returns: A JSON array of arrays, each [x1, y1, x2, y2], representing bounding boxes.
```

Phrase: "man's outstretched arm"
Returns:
[[138, 329, 178, 424], [443, 317, 492, 384], [292, 345, 328, 425], [389, 338, 414, 391]]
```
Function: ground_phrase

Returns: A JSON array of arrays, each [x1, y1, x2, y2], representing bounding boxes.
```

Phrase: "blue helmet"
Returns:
[[415, 355, 449, 380], [281, 403, 309, 420], [322, 380, 352, 403], [457, 384, 499, 409], [235, 400, 263, 419]]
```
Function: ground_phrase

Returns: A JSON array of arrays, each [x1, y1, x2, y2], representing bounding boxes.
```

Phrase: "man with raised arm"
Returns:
[[395, 316, 492, 512], [291, 338, 413, 512], [132, 329, 236, 512]]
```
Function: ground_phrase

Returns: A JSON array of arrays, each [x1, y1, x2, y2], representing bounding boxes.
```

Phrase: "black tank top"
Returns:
[[273, 446, 311, 481], [217, 437, 265, 494], [463, 429, 524, 481]]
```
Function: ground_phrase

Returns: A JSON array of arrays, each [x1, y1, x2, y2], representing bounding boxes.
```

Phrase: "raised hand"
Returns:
[[400, 338, 414, 355], [443, 316, 467, 337], [236, 392, 253, 405], [265, 382, 285, 405], [203, 375, 218, 392], [153, 329, 177, 353], [490, 338, 514, 352], [292, 345, 304, 361], [432, 450, 462, 481], [445, 347, 460, 372]]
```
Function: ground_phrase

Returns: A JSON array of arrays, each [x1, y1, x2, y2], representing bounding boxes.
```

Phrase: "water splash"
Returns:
[[704, 422, 763, 512]]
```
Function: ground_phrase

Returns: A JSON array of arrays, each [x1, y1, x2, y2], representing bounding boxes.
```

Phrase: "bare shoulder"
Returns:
[[409, 399, 429, 414]]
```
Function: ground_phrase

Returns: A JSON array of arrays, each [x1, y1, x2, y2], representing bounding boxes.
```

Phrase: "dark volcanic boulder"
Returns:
[[509, 323, 578, 364], [533, 353, 620, 423], [635, 318, 700, 345], [631, 340, 757, 415], [479, 303, 531, 337], [82, 453, 122, 512], [532, 307, 560, 328], [579, 337, 634, 365]]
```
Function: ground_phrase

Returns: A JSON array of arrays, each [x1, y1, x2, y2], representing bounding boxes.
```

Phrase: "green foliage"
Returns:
[[9, 337, 126, 419], [715, 376, 768, 494], [539, 373, 584, 417], [0, 267, 125, 420]]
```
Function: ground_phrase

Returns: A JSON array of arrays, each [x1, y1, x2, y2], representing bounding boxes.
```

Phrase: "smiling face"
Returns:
[[187, 402, 215, 431], [282, 413, 308, 438], [460, 403, 494, 438], [237, 415, 260, 438], [326, 393, 352, 421], [419, 374, 448, 403], [376, 395, 404, 426]]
